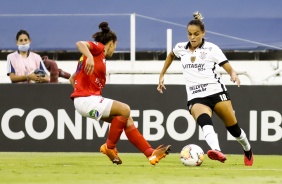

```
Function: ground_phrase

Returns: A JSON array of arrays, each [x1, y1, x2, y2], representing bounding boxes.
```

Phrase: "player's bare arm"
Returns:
[[157, 51, 175, 93], [222, 62, 240, 87], [76, 41, 94, 75]]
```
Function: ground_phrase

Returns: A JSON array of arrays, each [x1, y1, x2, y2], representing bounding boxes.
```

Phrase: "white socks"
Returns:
[[202, 126, 251, 152], [235, 129, 251, 151], [202, 125, 221, 151]]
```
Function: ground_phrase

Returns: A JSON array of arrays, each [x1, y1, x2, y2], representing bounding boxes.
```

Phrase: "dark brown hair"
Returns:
[[92, 22, 117, 45], [16, 30, 30, 41], [187, 12, 205, 32]]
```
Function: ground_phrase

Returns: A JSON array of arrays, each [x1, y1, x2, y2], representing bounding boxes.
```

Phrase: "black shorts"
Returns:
[[187, 91, 231, 113]]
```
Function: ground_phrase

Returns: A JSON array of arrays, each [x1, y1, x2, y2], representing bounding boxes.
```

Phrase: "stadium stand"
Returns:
[[0, 0, 282, 52], [1, 0, 282, 84]]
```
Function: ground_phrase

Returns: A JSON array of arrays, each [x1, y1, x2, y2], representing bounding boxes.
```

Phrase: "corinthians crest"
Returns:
[[199, 52, 207, 59]]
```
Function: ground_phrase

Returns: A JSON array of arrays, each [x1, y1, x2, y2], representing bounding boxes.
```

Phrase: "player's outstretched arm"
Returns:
[[157, 51, 175, 93], [222, 62, 240, 87]]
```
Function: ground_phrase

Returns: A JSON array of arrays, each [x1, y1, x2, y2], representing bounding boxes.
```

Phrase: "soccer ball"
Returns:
[[180, 144, 204, 166]]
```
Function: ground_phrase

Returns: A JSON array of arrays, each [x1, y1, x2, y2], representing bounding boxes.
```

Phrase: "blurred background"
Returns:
[[1, 0, 282, 84]]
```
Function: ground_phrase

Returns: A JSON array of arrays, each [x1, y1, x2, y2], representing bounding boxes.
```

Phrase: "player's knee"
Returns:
[[226, 123, 241, 137], [121, 103, 131, 118], [197, 113, 213, 128], [125, 117, 135, 127]]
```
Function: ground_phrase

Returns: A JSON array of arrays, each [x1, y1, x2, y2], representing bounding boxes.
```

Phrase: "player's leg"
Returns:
[[124, 117, 153, 156], [74, 96, 128, 164], [124, 117, 171, 165], [214, 100, 253, 166], [103, 100, 130, 148], [191, 103, 226, 163], [91, 98, 170, 165], [99, 100, 130, 164]]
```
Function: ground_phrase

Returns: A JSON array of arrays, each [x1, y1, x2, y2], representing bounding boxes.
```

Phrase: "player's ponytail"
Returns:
[[188, 11, 205, 32], [92, 22, 117, 45]]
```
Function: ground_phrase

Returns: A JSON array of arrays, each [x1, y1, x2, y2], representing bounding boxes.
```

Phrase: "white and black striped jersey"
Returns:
[[173, 39, 228, 101]]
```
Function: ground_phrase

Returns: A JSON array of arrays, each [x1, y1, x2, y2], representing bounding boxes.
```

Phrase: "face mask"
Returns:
[[18, 44, 30, 52]]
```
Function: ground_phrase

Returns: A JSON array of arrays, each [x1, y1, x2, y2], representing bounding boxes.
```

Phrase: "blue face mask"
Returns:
[[18, 44, 30, 52]]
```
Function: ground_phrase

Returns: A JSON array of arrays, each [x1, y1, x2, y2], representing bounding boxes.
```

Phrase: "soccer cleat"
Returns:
[[244, 149, 253, 166], [207, 150, 226, 163], [100, 143, 122, 165], [148, 144, 171, 165]]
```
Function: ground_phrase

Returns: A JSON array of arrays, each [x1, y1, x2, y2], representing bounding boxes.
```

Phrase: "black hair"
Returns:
[[187, 12, 205, 32], [92, 22, 117, 45], [16, 30, 30, 41]]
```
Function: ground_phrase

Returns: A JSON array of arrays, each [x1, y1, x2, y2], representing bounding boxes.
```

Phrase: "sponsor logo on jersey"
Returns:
[[189, 84, 208, 94], [88, 109, 99, 118], [182, 63, 205, 69], [182, 63, 206, 72], [95, 78, 104, 88], [99, 97, 104, 103]]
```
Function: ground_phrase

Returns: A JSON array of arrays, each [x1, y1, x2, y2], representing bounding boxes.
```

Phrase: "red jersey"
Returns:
[[71, 41, 106, 99]]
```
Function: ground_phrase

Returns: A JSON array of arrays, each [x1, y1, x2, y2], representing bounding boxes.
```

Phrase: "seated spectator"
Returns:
[[7, 30, 50, 83], [42, 56, 71, 83]]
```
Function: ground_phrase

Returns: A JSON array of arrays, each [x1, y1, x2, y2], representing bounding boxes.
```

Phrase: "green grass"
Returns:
[[0, 152, 282, 184]]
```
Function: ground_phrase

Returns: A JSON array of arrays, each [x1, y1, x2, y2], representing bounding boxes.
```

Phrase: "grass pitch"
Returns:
[[0, 152, 282, 184]]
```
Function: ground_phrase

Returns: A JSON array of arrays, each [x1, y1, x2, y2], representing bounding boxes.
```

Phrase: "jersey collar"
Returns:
[[185, 38, 205, 50]]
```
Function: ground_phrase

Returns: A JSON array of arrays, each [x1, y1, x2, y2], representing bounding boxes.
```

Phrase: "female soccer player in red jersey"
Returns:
[[70, 22, 170, 165], [157, 12, 253, 166]]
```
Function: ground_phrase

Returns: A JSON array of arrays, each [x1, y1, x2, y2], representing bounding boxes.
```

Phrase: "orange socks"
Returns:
[[106, 116, 127, 149], [125, 124, 154, 157]]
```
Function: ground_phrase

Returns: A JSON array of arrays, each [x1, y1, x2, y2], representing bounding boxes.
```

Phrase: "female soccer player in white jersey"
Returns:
[[157, 12, 253, 166]]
